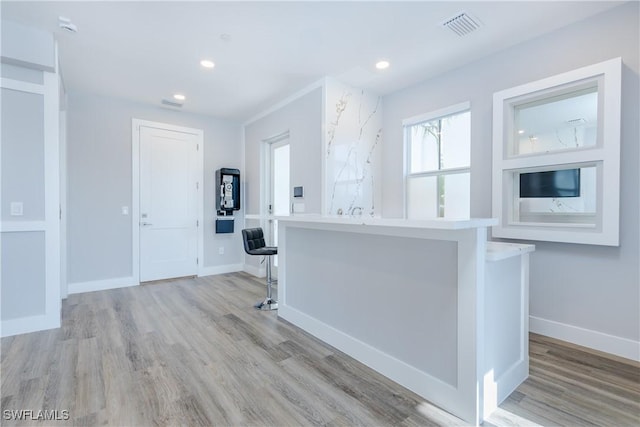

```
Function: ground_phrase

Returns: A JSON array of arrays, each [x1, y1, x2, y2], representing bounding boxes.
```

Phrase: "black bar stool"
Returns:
[[242, 228, 278, 310]]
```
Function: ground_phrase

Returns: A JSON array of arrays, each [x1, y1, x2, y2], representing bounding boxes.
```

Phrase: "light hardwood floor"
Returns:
[[1, 272, 638, 426]]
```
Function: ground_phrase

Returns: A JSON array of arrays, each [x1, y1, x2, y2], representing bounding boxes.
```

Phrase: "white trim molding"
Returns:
[[1, 313, 60, 337], [43, 67, 61, 332], [402, 101, 471, 126], [0, 77, 45, 95], [68, 276, 138, 295], [199, 264, 244, 277], [0, 221, 47, 232], [243, 78, 325, 126], [530, 316, 640, 362]]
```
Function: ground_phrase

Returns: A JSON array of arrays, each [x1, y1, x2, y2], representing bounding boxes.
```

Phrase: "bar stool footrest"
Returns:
[[254, 298, 278, 311]]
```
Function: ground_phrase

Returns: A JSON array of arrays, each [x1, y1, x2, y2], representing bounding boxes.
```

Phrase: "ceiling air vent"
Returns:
[[441, 12, 481, 37], [161, 99, 183, 108]]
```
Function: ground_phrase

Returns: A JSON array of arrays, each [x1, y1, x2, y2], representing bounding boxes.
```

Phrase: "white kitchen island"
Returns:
[[274, 215, 534, 425]]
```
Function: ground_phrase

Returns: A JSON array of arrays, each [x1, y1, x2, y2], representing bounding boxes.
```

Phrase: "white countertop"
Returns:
[[246, 214, 498, 230], [246, 214, 533, 259]]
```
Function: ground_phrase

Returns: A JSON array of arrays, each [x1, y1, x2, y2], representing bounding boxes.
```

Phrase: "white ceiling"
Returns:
[[1, 1, 625, 121]]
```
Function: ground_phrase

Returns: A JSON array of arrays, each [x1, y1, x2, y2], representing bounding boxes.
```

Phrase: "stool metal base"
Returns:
[[254, 298, 278, 310], [255, 254, 277, 311]]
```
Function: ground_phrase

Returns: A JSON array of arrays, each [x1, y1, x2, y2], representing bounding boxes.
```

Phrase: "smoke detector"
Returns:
[[58, 16, 78, 33], [441, 12, 481, 37]]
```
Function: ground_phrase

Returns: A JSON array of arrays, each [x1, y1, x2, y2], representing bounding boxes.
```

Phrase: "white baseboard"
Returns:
[[68, 265, 246, 295], [199, 263, 243, 277], [67, 276, 138, 295], [530, 316, 640, 362], [1, 312, 60, 338], [243, 263, 265, 278]]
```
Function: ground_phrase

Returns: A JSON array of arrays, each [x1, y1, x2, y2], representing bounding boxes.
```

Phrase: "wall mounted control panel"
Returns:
[[215, 168, 240, 215]]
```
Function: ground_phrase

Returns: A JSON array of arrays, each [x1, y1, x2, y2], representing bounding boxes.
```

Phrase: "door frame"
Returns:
[[262, 132, 290, 275], [132, 119, 204, 283], [262, 131, 290, 241]]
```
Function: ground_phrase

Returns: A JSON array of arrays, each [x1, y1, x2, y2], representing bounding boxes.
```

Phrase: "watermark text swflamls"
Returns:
[[3, 409, 70, 421]]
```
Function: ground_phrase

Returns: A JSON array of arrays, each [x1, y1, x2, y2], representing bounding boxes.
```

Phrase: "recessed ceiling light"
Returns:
[[518, 130, 525, 134], [173, 94, 186, 101], [200, 59, 215, 69], [375, 60, 390, 70]]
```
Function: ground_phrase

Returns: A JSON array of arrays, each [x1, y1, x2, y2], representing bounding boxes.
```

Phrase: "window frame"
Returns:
[[403, 101, 471, 219], [491, 58, 621, 246]]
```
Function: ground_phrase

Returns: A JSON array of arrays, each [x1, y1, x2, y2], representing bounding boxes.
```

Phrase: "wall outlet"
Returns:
[[121, 206, 129, 215], [218, 247, 224, 255]]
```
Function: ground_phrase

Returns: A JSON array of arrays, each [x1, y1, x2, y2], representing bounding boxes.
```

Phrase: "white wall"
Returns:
[[66, 93, 243, 289], [244, 87, 323, 215], [0, 20, 55, 72], [242, 86, 323, 274], [381, 3, 639, 359]]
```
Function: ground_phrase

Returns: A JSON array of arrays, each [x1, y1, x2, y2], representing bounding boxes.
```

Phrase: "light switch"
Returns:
[[10, 202, 23, 216], [121, 206, 129, 215]]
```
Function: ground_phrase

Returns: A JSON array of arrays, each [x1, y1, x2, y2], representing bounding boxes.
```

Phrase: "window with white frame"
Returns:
[[492, 58, 621, 246], [405, 102, 471, 219]]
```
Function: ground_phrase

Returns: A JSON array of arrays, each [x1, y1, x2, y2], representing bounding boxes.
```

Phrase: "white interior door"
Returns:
[[139, 126, 199, 282]]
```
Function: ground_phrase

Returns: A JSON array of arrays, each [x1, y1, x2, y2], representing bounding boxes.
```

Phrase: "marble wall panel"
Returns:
[[325, 79, 382, 216]]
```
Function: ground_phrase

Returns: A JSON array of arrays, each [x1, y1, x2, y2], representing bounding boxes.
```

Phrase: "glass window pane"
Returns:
[[440, 111, 470, 169], [516, 165, 597, 225], [410, 124, 439, 173], [273, 144, 290, 215], [513, 86, 598, 155], [409, 110, 470, 173], [442, 173, 470, 218], [406, 107, 471, 219], [407, 176, 438, 219]]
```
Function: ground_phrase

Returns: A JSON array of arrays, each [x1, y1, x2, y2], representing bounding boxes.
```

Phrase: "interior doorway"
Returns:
[[264, 132, 290, 269]]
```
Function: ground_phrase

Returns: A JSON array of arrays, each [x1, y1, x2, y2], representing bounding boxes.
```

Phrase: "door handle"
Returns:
[[141, 222, 153, 226]]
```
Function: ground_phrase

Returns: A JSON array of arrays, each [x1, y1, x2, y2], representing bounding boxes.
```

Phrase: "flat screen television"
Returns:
[[519, 169, 580, 198]]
